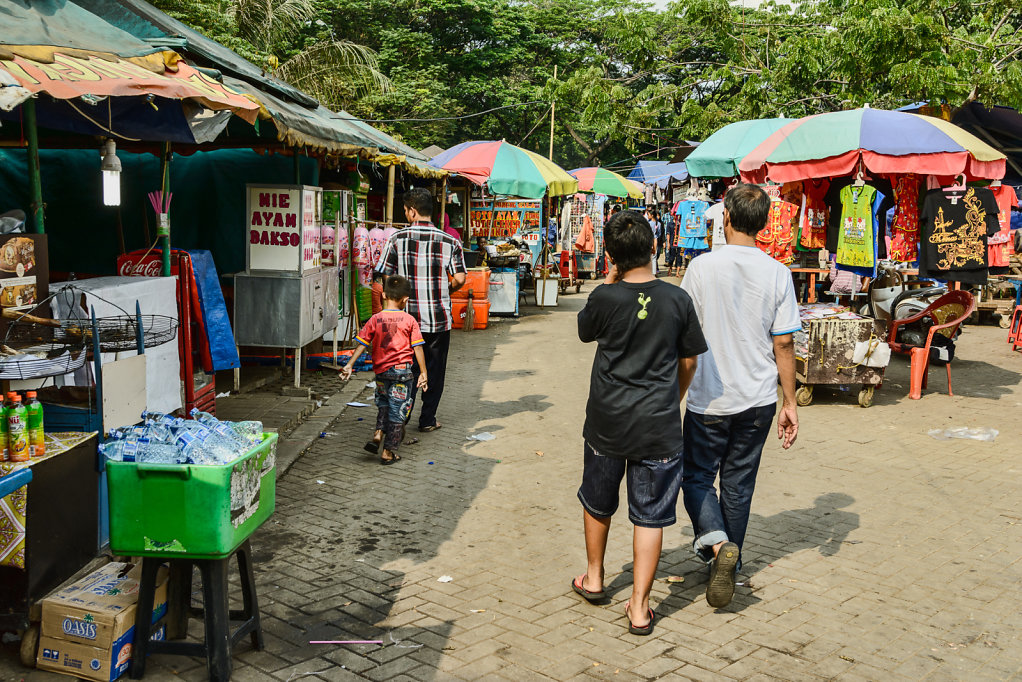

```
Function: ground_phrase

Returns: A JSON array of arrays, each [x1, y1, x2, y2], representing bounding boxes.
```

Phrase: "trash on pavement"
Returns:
[[928, 427, 998, 441], [467, 432, 495, 441]]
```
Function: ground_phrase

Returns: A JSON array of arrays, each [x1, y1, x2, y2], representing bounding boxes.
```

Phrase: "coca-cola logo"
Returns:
[[118, 258, 162, 277]]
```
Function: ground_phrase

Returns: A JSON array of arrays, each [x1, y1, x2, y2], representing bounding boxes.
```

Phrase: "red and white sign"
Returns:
[[246, 185, 323, 273], [117, 253, 180, 278]]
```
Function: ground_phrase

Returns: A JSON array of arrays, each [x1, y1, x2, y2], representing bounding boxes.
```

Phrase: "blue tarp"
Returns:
[[626, 160, 669, 183], [187, 250, 239, 371], [645, 162, 689, 189]]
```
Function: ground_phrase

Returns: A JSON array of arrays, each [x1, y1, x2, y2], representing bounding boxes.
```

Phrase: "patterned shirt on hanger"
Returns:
[[798, 179, 829, 251], [675, 200, 710, 251], [888, 174, 922, 263], [756, 199, 798, 264], [988, 184, 1019, 268]]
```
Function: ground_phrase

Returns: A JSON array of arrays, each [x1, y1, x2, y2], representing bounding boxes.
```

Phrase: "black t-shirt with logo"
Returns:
[[919, 186, 999, 285], [578, 279, 707, 461]]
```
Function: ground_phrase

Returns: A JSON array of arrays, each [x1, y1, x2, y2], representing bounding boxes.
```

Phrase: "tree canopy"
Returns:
[[155, 0, 1022, 169]]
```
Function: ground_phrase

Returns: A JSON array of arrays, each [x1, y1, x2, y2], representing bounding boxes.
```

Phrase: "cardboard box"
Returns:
[[37, 625, 165, 682], [37, 562, 168, 681]]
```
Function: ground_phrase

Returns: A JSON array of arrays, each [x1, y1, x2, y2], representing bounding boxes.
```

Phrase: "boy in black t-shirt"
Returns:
[[572, 210, 707, 636]]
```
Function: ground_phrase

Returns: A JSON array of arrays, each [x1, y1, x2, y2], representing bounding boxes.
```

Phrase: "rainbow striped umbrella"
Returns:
[[685, 118, 790, 178], [568, 167, 643, 199], [428, 140, 577, 198], [738, 108, 1006, 183]]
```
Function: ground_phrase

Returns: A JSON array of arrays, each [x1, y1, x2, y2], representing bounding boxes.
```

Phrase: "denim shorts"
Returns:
[[577, 441, 684, 528]]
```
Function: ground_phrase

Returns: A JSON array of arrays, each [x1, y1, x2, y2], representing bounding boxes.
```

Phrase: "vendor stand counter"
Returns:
[[794, 305, 888, 408], [0, 432, 99, 634]]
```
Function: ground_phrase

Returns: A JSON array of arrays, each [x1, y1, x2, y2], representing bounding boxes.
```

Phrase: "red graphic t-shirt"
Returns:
[[356, 309, 425, 374], [888, 174, 922, 262], [989, 184, 1019, 267], [756, 200, 798, 264], [799, 179, 829, 250]]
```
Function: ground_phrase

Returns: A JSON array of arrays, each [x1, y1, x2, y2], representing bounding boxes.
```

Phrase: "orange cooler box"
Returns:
[[452, 299, 491, 329], [451, 268, 490, 300]]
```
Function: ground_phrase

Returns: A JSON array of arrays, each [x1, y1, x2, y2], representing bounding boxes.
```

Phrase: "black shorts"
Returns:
[[577, 441, 683, 528]]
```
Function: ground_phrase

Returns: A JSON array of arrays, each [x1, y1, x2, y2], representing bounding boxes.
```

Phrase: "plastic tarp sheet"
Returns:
[[0, 147, 319, 277], [645, 162, 689, 188], [0, 93, 232, 143], [77, 0, 319, 108], [0, 0, 160, 58], [222, 75, 377, 155], [0, 66, 30, 111], [0, 53, 258, 123], [187, 250, 240, 371]]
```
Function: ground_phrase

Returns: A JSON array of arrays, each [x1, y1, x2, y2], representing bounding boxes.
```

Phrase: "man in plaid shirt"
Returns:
[[376, 188, 467, 432]]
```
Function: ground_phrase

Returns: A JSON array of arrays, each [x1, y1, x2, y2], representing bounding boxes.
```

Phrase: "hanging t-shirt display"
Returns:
[[675, 200, 709, 252], [798, 179, 829, 251], [988, 184, 1019, 269], [704, 202, 726, 251], [825, 177, 894, 257], [836, 184, 884, 277], [756, 199, 798, 264], [888, 174, 922, 263], [919, 186, 999, 285]]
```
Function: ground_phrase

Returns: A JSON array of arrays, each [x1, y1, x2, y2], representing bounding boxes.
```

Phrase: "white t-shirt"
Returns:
[[704, 202, 726, 251], [680, 245, 801, 415]]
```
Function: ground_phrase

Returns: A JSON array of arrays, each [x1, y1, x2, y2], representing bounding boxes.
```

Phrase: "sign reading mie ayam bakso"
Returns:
[[246, 185, 321, 273]]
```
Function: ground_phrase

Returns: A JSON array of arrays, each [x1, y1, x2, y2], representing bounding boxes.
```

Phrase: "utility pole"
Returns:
[[548, 65, 557, 161]]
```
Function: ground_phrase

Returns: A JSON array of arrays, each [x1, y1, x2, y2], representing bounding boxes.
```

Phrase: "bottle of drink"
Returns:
[[25, 391, 44, 458], [0, 392, 10, 461], [7, 394, 29, 462]]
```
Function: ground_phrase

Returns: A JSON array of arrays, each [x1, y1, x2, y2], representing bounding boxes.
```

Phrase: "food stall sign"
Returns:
[[469, 199, 541, 239], [246, 185, 322, 274]]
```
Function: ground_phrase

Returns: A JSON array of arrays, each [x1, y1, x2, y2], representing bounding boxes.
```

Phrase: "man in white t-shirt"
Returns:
[[679, 183, 800, 609]]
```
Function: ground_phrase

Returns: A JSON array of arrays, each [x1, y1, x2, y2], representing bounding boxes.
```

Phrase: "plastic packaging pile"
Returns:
[[100, 409, 263, 465]]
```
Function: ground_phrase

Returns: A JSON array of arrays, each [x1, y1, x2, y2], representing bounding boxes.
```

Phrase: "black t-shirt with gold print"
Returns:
[[919, 186, 999, 285]]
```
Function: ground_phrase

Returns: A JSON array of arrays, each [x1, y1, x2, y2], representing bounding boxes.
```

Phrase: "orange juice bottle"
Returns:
[[7, 394, 29, 462], [26, 391, 44, 458]]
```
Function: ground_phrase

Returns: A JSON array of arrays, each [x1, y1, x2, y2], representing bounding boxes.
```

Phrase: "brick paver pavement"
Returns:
[[4, 277, 1022, 681]]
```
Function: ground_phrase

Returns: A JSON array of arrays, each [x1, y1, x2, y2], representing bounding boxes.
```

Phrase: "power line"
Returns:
[[335, 101, 547, 123]]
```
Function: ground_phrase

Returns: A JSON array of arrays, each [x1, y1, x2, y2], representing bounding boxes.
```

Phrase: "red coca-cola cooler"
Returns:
[[116, 250, 216, 416]]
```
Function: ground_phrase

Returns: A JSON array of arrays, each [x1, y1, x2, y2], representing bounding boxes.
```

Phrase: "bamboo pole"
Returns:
[[385, 165, 396, 223], [439, 175, 448, 232], [24, 99, 44, 233], [548, 65, 557, 161], [159, 141, 171, 277]]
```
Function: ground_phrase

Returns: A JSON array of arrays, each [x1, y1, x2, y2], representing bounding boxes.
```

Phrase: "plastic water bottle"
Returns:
[[0, 392, 10, 461], [25, 391, 44, 458], [136, 438, 186, 464], [190, 409, 246, 453], [7, 394, 29, 462]]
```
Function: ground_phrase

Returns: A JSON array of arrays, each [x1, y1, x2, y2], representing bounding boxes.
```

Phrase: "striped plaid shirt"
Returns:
[[376, 222, 467, 333]]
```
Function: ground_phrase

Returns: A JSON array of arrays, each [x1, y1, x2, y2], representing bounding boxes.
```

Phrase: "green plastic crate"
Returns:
[[106, 433, 278, 559]]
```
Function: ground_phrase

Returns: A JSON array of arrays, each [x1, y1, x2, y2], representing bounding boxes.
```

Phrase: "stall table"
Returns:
[[0, 432, 99, 659]]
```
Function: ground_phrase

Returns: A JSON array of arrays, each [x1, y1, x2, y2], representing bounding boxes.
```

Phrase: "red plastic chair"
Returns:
[[887, 290, 975, 399]]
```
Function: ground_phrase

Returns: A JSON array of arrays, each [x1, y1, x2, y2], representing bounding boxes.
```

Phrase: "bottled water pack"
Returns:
[[101, 410, 263, 465]]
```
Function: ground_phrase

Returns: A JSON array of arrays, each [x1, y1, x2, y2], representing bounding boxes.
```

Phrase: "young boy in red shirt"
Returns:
[[340, 275, 428, 464]]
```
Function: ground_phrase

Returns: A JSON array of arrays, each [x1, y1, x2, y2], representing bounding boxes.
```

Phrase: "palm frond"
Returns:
[[278, 40, 393, 107]]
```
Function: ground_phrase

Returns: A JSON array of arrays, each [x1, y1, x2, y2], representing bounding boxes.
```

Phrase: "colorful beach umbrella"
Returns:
[[685, 118, 791, 178], [427, 140, 577, 198], [568, 167, 643, 199], [738, 108, 1006, 183]]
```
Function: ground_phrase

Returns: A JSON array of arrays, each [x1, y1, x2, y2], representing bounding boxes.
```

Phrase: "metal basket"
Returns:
[[56, 315, 178, 352], [0, 344, 87, 380]]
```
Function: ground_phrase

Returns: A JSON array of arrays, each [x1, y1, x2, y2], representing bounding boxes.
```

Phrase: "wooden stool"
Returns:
[[129, 540, 263, 681]]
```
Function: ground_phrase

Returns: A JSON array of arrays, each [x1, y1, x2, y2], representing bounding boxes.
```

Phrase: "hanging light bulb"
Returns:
[[100, 138, 121, 206]]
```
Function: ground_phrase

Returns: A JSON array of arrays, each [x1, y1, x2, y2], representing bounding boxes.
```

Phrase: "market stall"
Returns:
[[429, 140, 578, 311], [732, 107, 1008, 401]]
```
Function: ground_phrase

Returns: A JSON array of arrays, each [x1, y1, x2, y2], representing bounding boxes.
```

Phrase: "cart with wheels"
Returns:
[[795, 314, 888, 408]]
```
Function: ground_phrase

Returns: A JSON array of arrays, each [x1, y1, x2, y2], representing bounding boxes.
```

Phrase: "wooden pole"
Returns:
[[548, 65, 557, 161], [386, 165, 396, 223], [159, 141, 171, 277], [439, 175, 448, 231], [24, 98, 44, 233]]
